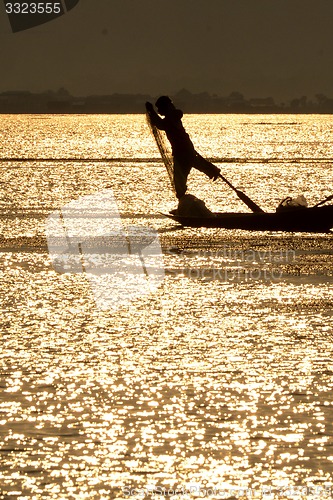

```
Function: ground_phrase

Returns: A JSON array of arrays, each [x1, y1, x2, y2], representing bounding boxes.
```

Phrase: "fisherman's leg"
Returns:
[[173, 158, 190, 199], [194, 153, 220, 180]]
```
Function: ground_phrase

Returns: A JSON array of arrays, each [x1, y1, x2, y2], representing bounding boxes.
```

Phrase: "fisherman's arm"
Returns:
[[145, 102, 165, 130]]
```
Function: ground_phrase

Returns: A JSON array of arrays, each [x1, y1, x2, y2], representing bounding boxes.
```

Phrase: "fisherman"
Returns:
[[145, 96, 220, 199]]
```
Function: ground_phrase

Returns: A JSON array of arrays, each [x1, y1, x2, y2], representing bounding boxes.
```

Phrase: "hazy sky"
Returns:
[[1, 0, 333, 101]]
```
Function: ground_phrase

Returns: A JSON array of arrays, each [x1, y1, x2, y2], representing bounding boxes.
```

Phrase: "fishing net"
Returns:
[[146, 112, 176, 194]]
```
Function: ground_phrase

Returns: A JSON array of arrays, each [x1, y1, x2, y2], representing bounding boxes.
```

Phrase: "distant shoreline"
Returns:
[[2, 110, 333, 115], [1, 89, 333, 115]]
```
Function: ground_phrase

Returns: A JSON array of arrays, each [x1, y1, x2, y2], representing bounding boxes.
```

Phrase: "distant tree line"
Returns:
[[1, 87, 333, 113]]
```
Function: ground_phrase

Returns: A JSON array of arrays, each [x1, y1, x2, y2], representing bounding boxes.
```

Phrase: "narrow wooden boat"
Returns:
[[164, 205, 333, 233]]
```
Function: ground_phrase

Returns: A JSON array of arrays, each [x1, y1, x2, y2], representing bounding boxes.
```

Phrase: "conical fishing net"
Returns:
[[146, 112, 176, 194]]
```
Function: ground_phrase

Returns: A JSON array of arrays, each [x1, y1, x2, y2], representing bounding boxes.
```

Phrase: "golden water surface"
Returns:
[[0, 114, 332, 499]]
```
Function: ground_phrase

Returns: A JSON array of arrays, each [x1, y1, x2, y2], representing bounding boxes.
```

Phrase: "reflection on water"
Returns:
[[0, 115, 332, 498]]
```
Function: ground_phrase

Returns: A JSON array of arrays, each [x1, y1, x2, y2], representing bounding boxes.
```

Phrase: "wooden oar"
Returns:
[[313, 194, 333, 208], [218, 173, 264, 213]]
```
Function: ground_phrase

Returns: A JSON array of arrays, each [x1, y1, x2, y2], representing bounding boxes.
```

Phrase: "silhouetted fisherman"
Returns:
[[146, 96, 220, 199]]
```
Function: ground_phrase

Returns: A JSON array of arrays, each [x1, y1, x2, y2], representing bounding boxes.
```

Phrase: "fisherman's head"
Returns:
[[155, 95, 174, 115]]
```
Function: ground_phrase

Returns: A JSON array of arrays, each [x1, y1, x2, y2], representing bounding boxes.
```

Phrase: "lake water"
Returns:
[[0, 114, 332, 499]]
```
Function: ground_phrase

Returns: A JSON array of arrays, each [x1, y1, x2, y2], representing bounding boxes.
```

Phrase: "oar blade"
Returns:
[[236, 189, 264, 213], [217, 174, 264, 213]]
